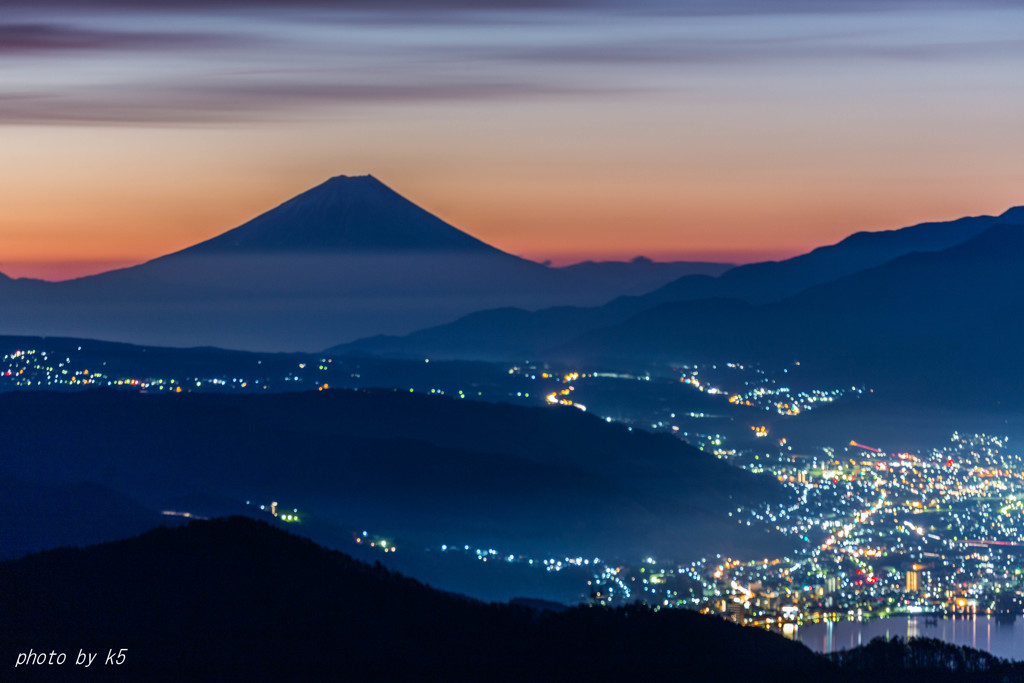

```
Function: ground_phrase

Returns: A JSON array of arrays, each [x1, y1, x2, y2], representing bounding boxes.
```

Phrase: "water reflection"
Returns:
[[787, 615, 1024, 661]]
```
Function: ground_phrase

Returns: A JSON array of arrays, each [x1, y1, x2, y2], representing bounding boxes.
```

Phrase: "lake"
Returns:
[[784, 615, 1024, 661]]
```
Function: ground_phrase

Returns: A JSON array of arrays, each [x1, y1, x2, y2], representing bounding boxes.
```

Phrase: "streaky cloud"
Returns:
[[0, 81, 620, 126], [3, 0, 1016, 13], [0, 23, 249, 55]]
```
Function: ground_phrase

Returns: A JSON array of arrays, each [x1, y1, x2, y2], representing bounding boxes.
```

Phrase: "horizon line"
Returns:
[[0, 248, 801, 283]]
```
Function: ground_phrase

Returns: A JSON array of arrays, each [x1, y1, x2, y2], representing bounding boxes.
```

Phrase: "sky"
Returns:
[[1, 0, 1022, 280]]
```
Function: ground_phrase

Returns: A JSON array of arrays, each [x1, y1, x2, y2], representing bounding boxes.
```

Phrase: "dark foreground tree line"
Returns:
[[2, 517, 1022, 681]]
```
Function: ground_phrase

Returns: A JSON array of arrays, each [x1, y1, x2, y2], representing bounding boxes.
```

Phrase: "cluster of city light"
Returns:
[[355, 531, 396, 553], [0, 348, 356, 394], [728, 386, 859, 415], [245, 500, 301, 524], [651, 432, 1024, 628], [1, 349, 109, 388], [526, 430, 1024, 628]]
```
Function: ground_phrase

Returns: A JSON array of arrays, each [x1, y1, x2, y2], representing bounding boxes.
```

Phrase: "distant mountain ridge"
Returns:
[[560, 221, 1024, 407], [651, 208, 1016, 305], [333, 206, 1023, 360]]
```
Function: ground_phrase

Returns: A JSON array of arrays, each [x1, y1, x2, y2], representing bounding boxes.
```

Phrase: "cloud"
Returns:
[[458, 34, 1024, 67], [0, 0, 1018, 126], [3, 0, 577, 8], [0, 23, 247, 55], [0, 80, 616, 125], [2, 0, 1014, 14]]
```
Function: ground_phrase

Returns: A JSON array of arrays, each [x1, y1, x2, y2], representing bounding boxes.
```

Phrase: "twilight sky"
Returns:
[[1, 0, 1022, 280]]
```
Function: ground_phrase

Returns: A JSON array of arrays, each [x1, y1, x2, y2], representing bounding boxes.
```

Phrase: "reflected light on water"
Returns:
[[789, 616, 1024, 661]]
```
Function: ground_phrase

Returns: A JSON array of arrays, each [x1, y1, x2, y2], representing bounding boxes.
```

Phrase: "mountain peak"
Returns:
[[178, 174, 503, 256], [999, 206, 1024, 223], [327, 173, 377, 181], [320, 173, 385, 190]]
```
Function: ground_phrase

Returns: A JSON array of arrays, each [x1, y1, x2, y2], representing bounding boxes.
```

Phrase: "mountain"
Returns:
[[556, 256, 733, 296], [333, 207, 1021, 360], [644, 209, 1013, 306], [0, 517, 832, 681], [179, 174, 503, 254], [561, 222, 1024, 408], [0, 388, 787, 560], [0, 175, 722, 352], [336, 304, 616, 360], [0, 470, 177, 561]]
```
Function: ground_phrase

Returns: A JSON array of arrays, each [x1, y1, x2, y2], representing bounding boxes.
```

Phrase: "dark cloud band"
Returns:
[[0, 80, 616, 125], [2, 0, 1011, 13], [0, 23, 248, 54]]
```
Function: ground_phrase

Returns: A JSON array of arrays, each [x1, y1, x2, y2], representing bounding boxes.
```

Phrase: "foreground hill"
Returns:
[[0, 388, 785, 560], [334, 206, 1021, 360], [0, 175, 726, 351], [2, 518, 1017, 682], [0, 518, 824, 681]]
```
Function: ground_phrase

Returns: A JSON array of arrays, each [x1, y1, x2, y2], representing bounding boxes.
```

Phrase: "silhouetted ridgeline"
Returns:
[[0, 518, 822, 681], [334, 206, 1022, 362], [2, 519, 1020, 681], [0, 388, 786, 560], [555, 222, 1024, 409], [830, 636, 1024, 683]]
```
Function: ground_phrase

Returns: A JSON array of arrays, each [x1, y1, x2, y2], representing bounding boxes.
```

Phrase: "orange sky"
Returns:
[[1, 2, 1022, 280]]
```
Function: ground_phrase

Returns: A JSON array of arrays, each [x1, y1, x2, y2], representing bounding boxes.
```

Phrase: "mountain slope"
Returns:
[[0, 388, 786, 559], [643, 208, 1017, 306], [178, 174, 504, 254], [563, 222, 1024, 407], [334, 207, 1020, 360], [0, 470, 175, 561], [555, 257, 734, 296]]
